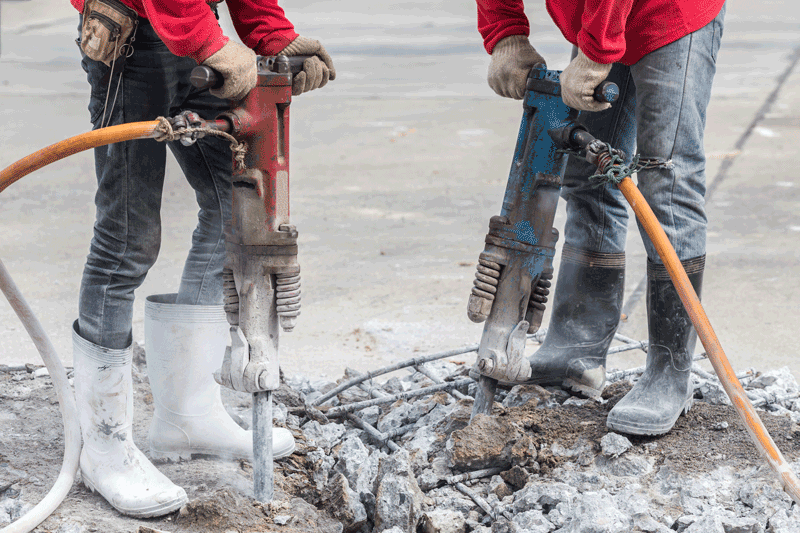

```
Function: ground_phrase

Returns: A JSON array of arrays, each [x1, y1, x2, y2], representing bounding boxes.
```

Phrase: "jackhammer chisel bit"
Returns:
[[468, 66, 617, 419], [191, 55, 310, 503]]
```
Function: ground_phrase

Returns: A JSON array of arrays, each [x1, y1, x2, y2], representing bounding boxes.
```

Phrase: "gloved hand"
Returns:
[[279, 35, 336, 96], [559, 49, 613, 112], [203, 40, 258, 101], [487, 35, 546, 99]]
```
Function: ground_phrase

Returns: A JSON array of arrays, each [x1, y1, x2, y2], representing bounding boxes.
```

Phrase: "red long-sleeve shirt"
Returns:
[[477, 0, 725, 65], [72, 0, 297, 64]]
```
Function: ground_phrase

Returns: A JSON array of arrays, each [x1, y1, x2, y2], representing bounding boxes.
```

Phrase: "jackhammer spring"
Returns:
[[276, 271, 301, 331], [467, 254, 502, 323], [525, 267, 554, 334], [527, 270, 553, 311], [223, 267, 239, 326]]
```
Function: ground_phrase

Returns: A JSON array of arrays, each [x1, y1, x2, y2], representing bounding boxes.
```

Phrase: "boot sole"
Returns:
[[82, 472, 187, 518], [561, 377, 603, 399], [150, 440, 297, 463], [468, 368, 603, 399], [606, 397, 693, 436]]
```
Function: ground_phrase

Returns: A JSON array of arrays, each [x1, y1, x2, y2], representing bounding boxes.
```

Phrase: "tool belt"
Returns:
[[80, 0, 138, 66]]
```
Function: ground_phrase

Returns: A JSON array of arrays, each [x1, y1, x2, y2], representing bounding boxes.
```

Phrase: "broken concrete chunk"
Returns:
[[561, 490, 627, 532], [335, 434, 370, 488], [600, 432, 632, 457], [502, 384, 552, 408], [417, 455, 452, 492], [738, 479, 793, 522], [752, 367, 798, 392], [302, 420, 347, 453], [595, 454, 653, 478], [500, 465, 529, 491], [446, 414, 534, 471], [324, 473, 368, 532], [488, 475, 512, 500], [512, 481, 578, 514], [306, 447, 335, 491], [373, 450, 425, 532], [0, 496, 32, 526], [767, 505, 800, 533], [405, 425, 442, 475], [696, 379, 731, 405], [683, 514, 727, 533], [360, 405, 382, 427], [377, 400, 435, 433], [417, 509, 466, 533], [382, 377, 407, 394], [511, 509, 554, 533], [355, 449, 386, 501], [488, 517, 515, 533]]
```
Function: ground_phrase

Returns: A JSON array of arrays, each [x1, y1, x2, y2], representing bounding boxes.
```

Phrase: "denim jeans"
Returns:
[[560, 4, 725, 263], [78, 19, 233, 349]]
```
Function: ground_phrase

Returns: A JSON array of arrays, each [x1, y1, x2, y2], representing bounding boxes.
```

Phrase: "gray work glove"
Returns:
[[560, 49, 613, 112], [488, 35, 546, 99], [203, 40, 258, 101], [279, 35, 336, 96]]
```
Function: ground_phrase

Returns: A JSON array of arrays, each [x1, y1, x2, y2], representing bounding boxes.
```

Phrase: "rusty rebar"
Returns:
[[414, 364, 470, 401], [455, 482, 496, 519], [419, 467, 504, 491], [346, 413, 401, 452], [323, 379, 473, 417]]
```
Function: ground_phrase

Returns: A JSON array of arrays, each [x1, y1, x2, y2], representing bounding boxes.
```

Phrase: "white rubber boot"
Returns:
[[72, 321, 187, 518], [144, 294, 295, 462]]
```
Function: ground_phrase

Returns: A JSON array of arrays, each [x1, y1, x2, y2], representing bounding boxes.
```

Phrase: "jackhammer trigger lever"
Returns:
[[190, 55, 314, 91], [593, 80, 619, 104], [190, 66, 224, 90], [258, 55, 313, 75]]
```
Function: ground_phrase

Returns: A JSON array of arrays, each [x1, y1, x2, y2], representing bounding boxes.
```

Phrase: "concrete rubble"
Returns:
[[279, 361, 800, 533], [3, 359, 800, 532]]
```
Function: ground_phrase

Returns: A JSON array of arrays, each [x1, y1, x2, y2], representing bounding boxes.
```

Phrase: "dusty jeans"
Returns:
[[78, 18, 233, 349], [559, 4, 726, 263]]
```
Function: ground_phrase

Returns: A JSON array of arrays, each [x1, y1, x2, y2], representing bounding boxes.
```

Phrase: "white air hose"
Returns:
[[0, 258, 81, 533]]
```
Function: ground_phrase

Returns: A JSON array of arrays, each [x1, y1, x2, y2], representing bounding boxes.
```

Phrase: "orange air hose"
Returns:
[[0, 121, 161, 194], [617, 176, 800, 503]]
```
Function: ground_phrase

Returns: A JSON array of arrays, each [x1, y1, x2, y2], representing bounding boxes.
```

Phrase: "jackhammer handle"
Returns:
[[190, 66, 225, 90], [190, 55, 314, 90], [593, 80, 619, 104]]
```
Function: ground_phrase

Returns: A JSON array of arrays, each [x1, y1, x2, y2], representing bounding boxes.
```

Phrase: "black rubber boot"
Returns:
[[526, 244, 625, 397], [606, 256, 705, 435]]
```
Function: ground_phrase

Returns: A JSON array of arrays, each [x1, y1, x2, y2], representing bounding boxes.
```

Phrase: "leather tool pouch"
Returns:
[[80, 0, 138, 66]]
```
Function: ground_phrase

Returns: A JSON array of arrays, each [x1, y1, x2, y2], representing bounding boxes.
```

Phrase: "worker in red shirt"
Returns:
[[475, 0, 725, 435], [70, 0, 333, 517]]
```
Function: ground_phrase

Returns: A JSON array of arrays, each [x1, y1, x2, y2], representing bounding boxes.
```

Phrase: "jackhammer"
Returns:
[[468, 66, 618, 416], [186, 55, 308, 504]]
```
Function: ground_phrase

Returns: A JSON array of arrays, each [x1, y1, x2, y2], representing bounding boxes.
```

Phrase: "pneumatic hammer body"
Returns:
[[468, 66, 618, 418]]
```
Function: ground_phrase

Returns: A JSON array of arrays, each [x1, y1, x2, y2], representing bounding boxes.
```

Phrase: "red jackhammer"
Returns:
[[188, 55, 309, 503]]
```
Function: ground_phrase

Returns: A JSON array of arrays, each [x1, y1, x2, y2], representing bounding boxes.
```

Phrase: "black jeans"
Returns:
[[78, 18, 233, 349]]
